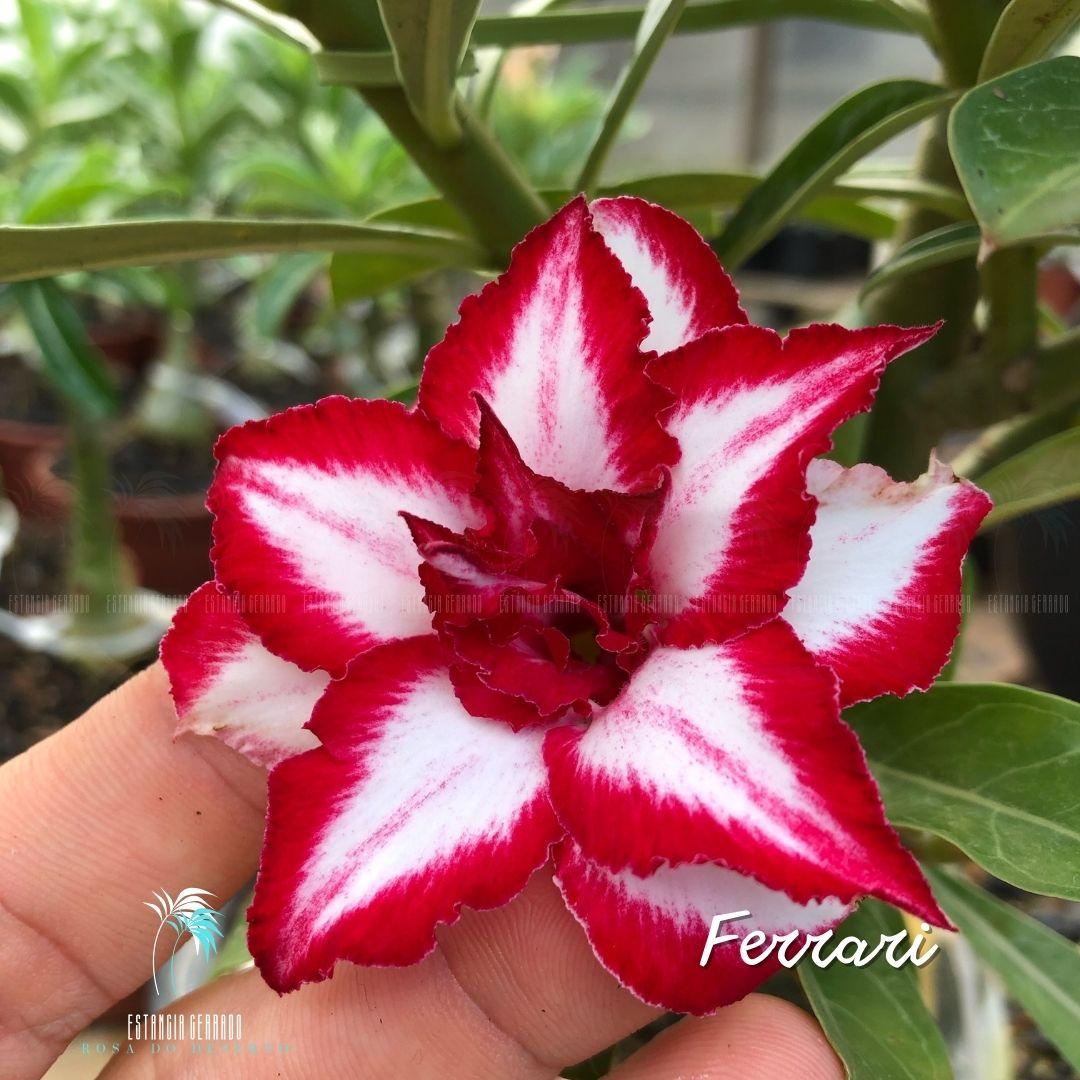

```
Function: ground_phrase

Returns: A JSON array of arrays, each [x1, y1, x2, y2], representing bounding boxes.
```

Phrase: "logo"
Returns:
[[143, 887, 225, 995]]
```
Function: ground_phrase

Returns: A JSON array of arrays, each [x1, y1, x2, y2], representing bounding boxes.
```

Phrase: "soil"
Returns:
[[52, 435, 216, 499], [110, 436, 216, 499], [0, 520, 152, 763]]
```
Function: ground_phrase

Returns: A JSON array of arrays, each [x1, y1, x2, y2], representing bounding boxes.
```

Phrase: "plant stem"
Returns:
[[284, 0, 547, 263], [860, 112, 980, 478], [977, 243, 1038, 414], [924, 0, 1004, 87], [66, 410, 133, 629]]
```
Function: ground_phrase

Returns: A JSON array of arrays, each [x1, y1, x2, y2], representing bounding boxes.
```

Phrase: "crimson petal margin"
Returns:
[[209, 396, 483, 675], [418, 197, 677, 493], [557, 841, 851, 1015], [785, 456, 992, 706], [647, 322, 938, 641], [247, 636, 561, 993], [590, 196, 747, 354], [544, 620, 948, 926], [161, 581, 326, 768]]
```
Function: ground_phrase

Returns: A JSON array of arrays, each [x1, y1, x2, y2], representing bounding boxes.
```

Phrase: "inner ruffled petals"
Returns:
[[405, 399, 667, 729]]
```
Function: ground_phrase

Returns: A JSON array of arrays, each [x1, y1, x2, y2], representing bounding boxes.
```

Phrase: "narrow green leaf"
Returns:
[[861, 222, 981, 297], [253, 252, 327, 338], [847, 683, 1080, 899], [576, 0, 688, 192], [11, 280, 121, 422], [869, 0, 935, 40], [376, 0, 483, 145], [979, 0, 1080, 81], [927, 866, 1080, 1072], [0, 220, 484, 282], [801, 900, 951, 1080], [471, 0, 917, 47], [977, 426, 1080, 528], [368, 178, 896, 244], [950, 57, 1080, 248], [714, 80, 954, 268], [833, 173, 970, 218]]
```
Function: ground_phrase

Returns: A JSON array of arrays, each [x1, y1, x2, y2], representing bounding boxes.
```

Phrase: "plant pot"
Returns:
[[87, 310, 166, 373], [116, 490, 212, 596], [0, 418, 67, 520]]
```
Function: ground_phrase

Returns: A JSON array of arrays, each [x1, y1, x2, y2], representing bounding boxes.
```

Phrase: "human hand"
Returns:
[[0, 664, 843, 1079]]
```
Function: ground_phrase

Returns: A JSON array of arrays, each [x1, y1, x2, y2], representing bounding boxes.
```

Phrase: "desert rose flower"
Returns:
[[161, 197, 991, 1014]]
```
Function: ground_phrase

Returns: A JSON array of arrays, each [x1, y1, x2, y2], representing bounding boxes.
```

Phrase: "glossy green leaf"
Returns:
[[11, 280, 120, 422], [376, 0, 482, 145], [977, 426, 1080, 528], [861, 222, 980, 297], [950, 57, 1080, 248], [801, 900, 951, 1080], [927, 866, 1080, 1071], [979, 0, 1080, 81], [848, 683, 1080, 899], [0, 220, 483, 283], [576, 0, 688, 192], [471, 0, 915, 47], [715, 80, 954, 267]]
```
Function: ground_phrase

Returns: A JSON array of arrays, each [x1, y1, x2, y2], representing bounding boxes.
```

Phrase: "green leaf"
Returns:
[[11, 279, 121, 422], [977, 426, 1080, 528], [834, 171, 970, 218], [927, 866, 1080, 1072], [253, 252, 327, 338], [471, 0, 917, 48], [375, 0, 483, 145], [861, 222, 981, 297], [330, 250, 440, 301], [800, 900, 951, 1080], [369, 178, 896, 243], [950, 57, 1080, 249], [0, 220, 483, 282], [979, 0, 1080, 81], [847, 683, 1080, 899], [576, 0, 688, 192], [714, 80, 954, 268]]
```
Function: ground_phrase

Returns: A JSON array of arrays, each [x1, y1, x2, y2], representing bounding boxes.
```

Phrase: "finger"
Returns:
[[438, 871, 659, 1069], [100, 953, 556, 1080], [0, 663, 267, 1079], [608, 996, 843, 1080]]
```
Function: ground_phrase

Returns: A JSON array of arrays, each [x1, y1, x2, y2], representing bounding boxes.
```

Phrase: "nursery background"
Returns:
[[0, 0, 1078, 1078]]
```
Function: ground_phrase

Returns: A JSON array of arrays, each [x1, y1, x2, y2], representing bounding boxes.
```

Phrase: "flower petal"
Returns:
[[161, 581, 326, 768], [785, 457, 992, 706], [418, 198, 677, 492], [545, 621, 947, 925], [557, 841, 850, 1014], [590, 196, 746, 354], [247, 636, 561, 992], [647, 322, 938, 640], [209, 397, 483, 675]]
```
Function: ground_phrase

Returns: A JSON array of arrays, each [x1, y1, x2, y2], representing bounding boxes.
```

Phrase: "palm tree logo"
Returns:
[[143, 887, 225, 995]]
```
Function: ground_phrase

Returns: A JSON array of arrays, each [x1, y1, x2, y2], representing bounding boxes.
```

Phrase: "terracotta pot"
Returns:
[[2, 430, 214, 593], [87, 310, 166, 372], [116, 490, 212, 595], [0, 418, 67, 520]]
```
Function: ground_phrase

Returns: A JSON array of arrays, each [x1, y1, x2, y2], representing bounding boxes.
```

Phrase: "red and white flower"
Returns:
[[161, 197, 991, 1014]]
